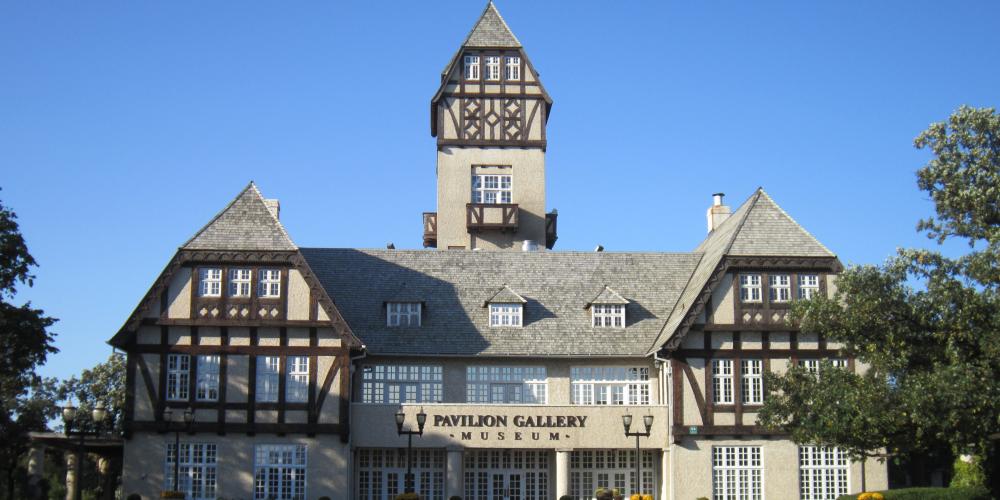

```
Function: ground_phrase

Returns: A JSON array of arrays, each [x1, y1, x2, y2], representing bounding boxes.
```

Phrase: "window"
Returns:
[[229, 268, 252, 297], [800, 446, 849, 500], [195, 355, 220, 402], [799, 274, 820, 299], [464, 55, 480, 80], [359, 448, 446, 500], [485, 55, 501, 81], [254, 444, 306, 500], [361, 365, 443, 404], [164, 443, 217, 500], [592, 304, 625, 328], [570, 450, 655, 500], [769, 274, 791, 303], [166, 354, 190, 401], [799, 358, 848, 375], [256, 356, 280, 403], [712, 359, 734, 404], [741, 359, 763, 405], [387, 302, 421, 327], [198, 268, 222, 297], [286, 356, 309, 403], [258, 269, 281, 298], [466, 366, 547, 404], [505, 56, 520, 80], [489, 303, 522, 327], [472, 173, 512, 204], [571, 367, 650, 405], [712, 446, 762, 500], [739, 274, 761, 303]]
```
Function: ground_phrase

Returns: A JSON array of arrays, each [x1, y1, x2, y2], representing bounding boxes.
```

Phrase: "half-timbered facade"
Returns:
[[111, 3, 887, 500]]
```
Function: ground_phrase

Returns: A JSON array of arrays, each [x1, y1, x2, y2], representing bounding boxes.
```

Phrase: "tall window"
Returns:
[[505, 56, 521, 80], [254, 444, 306, 500], [166, 354, 190, 401], [741, 359, 763, 405], [387, 302, 421, 327], [164, 443, 217, 500], [256, 356, 280, 403], [799, 274, 820, 299], [712, 446, 762, 500], [712, 359, 734, 404], [229, 268, 252, 297], [739, 274, 761, 303], [769, 274, 791, 303], [361, 365, 443, 404], [466, 366, 547, 404], [286, 356, 309, 403], [592, 304, 625, 328], [570, 450, 655, 500], [800, 446, 849, 500], [489, 303, 522, 327], [485, 55, 501, 81], [359, 448, 446, 500], [258, 269, 281, 298], [464, 55, 480, 80], [199, 268, 222, 297], [195, 355, 220, 402], [571, 367, 650, 405], [472, 173, 512, 204]]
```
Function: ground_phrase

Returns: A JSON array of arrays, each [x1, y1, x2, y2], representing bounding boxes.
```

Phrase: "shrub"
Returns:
[[395, 494, 421, 500], [594, 487, 613, 500], [836, 486, 991, 500], [951, 456, 987, 489]]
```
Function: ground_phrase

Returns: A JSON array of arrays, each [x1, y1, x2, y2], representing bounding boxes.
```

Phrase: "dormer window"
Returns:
[[592, 304, 625, 328], [258, 269, 281, 298], [198, 268, 222, 297], [485, 56, 501, 81], [505, 56, 520, 80], [464, 55, 480, 80], [489, 303, 522, 327], [387, 302, 421, 327], [229, 268, 252, 297]]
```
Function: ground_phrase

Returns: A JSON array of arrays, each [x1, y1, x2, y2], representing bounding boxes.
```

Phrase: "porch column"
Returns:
[[659, 448, 670, 500], [27, 444, 45, 500], [555, 448, 571, 499], [64, 451, 78, 500], [446, 447, 464, 498]]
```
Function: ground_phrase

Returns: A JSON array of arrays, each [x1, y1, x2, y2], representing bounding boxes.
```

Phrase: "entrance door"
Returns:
[[490, 472, 522, 500], [465, 450, 548, 500]]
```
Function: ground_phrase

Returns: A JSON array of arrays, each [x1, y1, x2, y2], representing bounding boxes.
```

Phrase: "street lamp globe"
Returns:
[[92, 402, 107, 423], [183, 407, 194, 425], [416, 408, 427, 431], [62, 404, 77, 426], [642, 414, 654, 433], [622, 413, 632, 433], [395, 409, 406, 433]]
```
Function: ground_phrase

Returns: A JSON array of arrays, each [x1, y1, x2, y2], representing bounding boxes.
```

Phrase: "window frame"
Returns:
[[739, 274, 762, 303], [361, 364, 444, 404], [164, 442, 217, 500], [387, 302, 422, 327], [195, 355, 220, 402], [769, 274, 791, 303], [466, 366, 547, 404], [741, 359, 763, 405], [256, 356, 280, 403], [198, 268, 222, 297], [505, 55, 521, 81], [258, 268, 281, 298], [712, 446, 763, 500], [484, 55, 501, 81], [799, 274, 821, 299], [286, 356, 309, 403], [570, 367, 651, 406], [166, 354, 191, 401], [712, 359, 734, 405], [489, 303, 523, 328], [799, 446, 850, 500], [228, 268, 252, 298], [472, 173, 513, 205], [591, 304, 625, 328], [463, 55, 480, 81], [254, 444, 307, 500]]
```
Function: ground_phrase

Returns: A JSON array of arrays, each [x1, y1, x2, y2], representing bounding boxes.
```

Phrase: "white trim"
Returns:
[[592, 303, 626, 328], [712, 359, 734, 404], [799, 446, 850, 500], [769, 274, 791, 303], [489, 303, 522, 327], [195, 355, 219, 402], [712, 446, 763, 500], [739, 274, 762, 303], [258, 268, 281, 298], [570, 366, 651, 405], [286, 356, 309, 403], [228, 268, 252, 297], [741, 359, 763, 405], [166, 354, 190, 401], [256, 356, 280, 403], [464, 55, 480, 80], [466, 366, 547, 404], [198, 268, 222, 297], [254, 443, 307, 500]]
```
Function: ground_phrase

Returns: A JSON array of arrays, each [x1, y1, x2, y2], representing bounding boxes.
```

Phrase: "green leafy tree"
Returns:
[[0, 194, 59, 500], [758, 106, 1000, 483], [60, 354, 125, 435]]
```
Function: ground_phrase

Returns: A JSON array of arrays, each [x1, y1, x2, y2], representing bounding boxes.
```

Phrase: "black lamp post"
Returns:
[[163, 407, 195, 493], [622, 413, 654, 497], [62, 402, 109, 500], [395, 407, 427, 493]]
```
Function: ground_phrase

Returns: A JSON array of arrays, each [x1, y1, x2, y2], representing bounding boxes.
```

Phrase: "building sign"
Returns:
[[433, 413, 587, 442]]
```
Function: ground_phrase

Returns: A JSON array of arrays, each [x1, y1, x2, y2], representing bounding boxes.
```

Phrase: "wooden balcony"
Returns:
[[423, 212, 437, 248], [545, 211, 558, 249], [467, 203, 518, 232]]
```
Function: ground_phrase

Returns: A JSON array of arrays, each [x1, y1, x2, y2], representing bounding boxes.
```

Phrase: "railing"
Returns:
[[545, 211, 558, 249], [423, 212, 437, 248], [467, 203, 519, 231]]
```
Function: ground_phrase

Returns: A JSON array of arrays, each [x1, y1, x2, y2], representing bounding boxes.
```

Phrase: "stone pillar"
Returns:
[[659, 448, 670, 500], [64, 452, 78, 500], [446, 447, 464, 498], [26, 445, 45, 500], [555, 449, 571, 499]]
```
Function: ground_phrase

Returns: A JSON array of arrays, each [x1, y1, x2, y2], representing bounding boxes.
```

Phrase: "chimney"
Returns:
[[264, 199, 280, 220], [706, 192, 731, 233]]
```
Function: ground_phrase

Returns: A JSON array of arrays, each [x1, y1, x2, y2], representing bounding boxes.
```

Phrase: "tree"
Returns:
[[0, 193, 59, 500], [757, 106, 1000, 483]]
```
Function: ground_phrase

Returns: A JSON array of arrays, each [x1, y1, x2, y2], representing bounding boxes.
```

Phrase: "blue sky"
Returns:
[[2, 1, 998, 383]]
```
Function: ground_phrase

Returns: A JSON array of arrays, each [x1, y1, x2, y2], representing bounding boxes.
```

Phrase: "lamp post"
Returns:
[[163, 407, 195, 493], [62, 402, 109, 500], [395, 407, 427, 493], [622, 413, 653, 497]]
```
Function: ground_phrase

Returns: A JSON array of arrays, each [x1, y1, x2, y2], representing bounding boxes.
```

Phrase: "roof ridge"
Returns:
[[721, 188, 763, 256], [461, 1, 521, 48], [181, 181, 297, 251], [180, 181, 257, 249], [754, 188, 836, 257]]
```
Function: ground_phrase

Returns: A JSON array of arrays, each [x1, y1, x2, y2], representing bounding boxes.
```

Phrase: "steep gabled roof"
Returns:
[[462, 1, 521, 48], [182, 182, 296, 251], [586, 286, 629, 308]]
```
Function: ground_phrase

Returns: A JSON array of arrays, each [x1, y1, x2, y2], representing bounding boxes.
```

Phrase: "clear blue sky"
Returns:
[[2, 1, 998, 382]]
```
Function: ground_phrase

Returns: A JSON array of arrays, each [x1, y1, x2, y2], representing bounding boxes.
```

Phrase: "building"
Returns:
[[110, 3, 888, 499]]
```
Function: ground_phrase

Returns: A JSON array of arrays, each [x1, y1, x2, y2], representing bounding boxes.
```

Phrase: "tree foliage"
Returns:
[[60, 354, 125, 435], [758, 106, 1000, 463]]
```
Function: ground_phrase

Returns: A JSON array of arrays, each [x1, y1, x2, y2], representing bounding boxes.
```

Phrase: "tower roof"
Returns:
[[182, 182, 297, 251], [462, 1, 521, 48]]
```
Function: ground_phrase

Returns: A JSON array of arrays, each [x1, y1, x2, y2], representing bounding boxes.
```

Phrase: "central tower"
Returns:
[[423, 1, 556, 250]]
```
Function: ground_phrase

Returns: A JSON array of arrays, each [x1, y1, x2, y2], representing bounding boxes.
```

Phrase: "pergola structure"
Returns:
[[27, 432, 123, 500]]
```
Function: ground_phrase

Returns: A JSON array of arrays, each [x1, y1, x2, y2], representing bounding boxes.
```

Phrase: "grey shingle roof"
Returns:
[[463, 2, 521, 48], [586, 286, 629, 307], [726, 189, 835, 257], [300, 249, 702, 357], [182, 182, 297, 251], [484, 285, 527, 306]]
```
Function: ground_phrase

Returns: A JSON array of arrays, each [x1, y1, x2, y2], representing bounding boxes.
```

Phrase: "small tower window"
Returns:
[[229, 268, 252, 297], [739, 274, 762, 303], [490, 303, 522, 327], [799, 274, 820, 299], [505, 56, 521, 80], [769, 274, 791, 303], [464, 55, 480, 80], [485, 56, 501, 81], [592, 304, 625, 328], [198, 268, 222, 297], [258, 269, 281, 298], [472, 173, 512, 204]]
